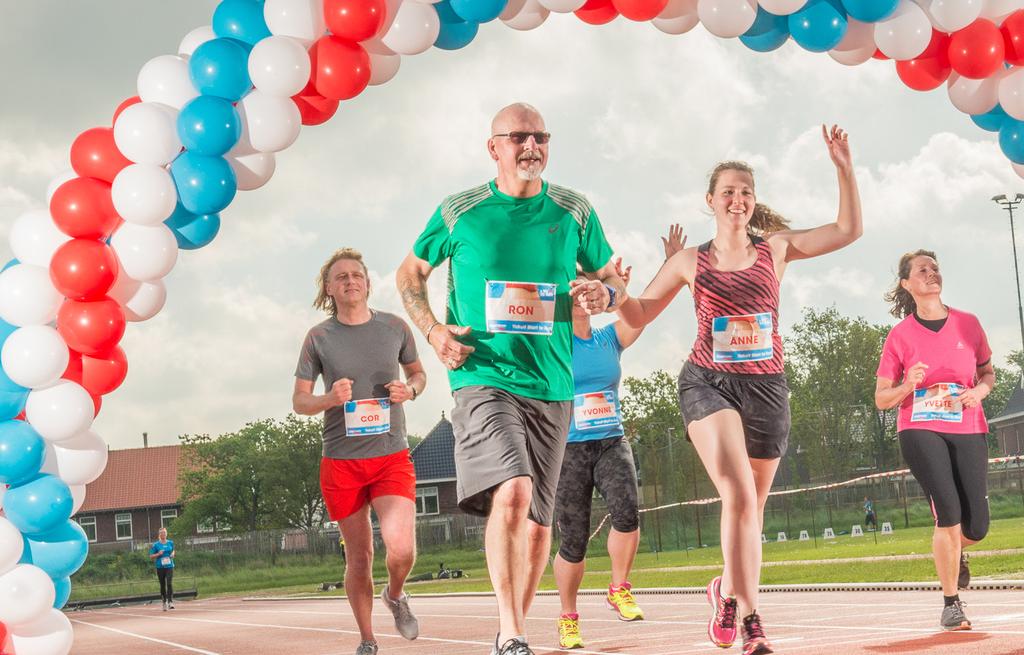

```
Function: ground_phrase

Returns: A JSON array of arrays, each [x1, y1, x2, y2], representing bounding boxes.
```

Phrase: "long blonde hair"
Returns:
[[314, 248, 369, 315], [707, 161, 790, 236], [884, 249, 937, 318]]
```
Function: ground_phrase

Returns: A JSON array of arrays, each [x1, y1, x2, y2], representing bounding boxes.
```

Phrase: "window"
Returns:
[[77, 516, 97, 543], [160, 509, 178, 529], [115, 513, 133, 540], [197, 518, 214, 534], [415, 487, 439, 516]]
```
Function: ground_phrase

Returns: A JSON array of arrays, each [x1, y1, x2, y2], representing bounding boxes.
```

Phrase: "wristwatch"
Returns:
[[604, 284, 617, 309]]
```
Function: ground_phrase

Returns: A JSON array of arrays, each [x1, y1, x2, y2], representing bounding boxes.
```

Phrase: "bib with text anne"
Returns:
[[344, 398, 392, 436], [712, 313, 773, 363], [485, 281, 556, 335]]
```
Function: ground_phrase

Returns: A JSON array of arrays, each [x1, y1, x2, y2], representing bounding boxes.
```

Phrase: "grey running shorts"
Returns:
[[677, 361, 791, 459], [555, 435, 639, 563], [450, 385, 572, 526]]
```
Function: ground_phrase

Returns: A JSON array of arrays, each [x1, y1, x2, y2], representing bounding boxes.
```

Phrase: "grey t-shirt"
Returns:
[[295, 310, 418, 460]]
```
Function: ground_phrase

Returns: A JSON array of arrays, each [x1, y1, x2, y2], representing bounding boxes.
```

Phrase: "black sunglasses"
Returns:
[[492, 131, 551, 145]]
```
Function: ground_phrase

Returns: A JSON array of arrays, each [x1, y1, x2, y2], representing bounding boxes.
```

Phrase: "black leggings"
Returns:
[[157, 568, 174, 601], [899, 430, 990, 541]]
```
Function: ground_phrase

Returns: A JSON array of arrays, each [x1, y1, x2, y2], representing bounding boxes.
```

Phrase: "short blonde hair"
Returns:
[[314, 248, 369, 315]]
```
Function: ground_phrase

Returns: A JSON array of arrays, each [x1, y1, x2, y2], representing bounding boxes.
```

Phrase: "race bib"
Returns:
[[160, 557, 172, 567], [485, 281, 556, 335], [911, 383, 963, 423], [573, 391, 619, 431], [712, 313, 773, 363], [344, 398, 391, 436]]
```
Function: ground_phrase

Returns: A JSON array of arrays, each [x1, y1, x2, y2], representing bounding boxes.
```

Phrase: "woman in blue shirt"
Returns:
[[150, 527, 175, 610]]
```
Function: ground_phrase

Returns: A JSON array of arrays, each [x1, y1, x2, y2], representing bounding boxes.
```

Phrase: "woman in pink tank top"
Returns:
[[616, 125, 863, 655]]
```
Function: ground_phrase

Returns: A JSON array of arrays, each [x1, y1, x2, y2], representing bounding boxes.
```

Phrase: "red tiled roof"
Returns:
[[81, 445, 183, 512]]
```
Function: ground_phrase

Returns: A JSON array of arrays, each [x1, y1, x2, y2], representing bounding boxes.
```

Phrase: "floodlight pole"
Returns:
[[992, 194, 1024, 358]]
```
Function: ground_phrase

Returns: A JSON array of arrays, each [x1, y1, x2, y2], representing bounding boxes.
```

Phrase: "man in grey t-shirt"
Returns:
[[293, 248, 426, 655]]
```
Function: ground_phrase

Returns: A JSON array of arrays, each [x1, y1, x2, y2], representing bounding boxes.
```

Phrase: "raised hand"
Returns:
[[822, 124, 851, 174], [662, 223, 687, 259]]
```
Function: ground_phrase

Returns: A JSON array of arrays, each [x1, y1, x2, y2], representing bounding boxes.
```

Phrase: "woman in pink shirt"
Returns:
[[875, 249, 995, 632]]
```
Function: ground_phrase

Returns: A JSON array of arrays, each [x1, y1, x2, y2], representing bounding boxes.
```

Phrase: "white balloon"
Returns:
[[697, 0, 758, 38], [69, 484, 86, 516], [114, 102, 183, 166], [26, 381, 94, 443], [40, 430, 109, 486], [948, 70, 1004, 114], [874, 0, 931, 61], [264, 0, 327, 47], [8, 209, 71, 269], [238, 90, 302, 153], [138, 55, 199, 110], [982, 0, 1022, 24], [110, 223, 179, 282], [918, 0, 983, 32], [9, 608, 74, 655], [758, 0, 806, 14], [366, 42, 401, 85], [0, 517, 22, 576], [229, 150, 277, 191], [0, 326, 69, 390], [0, 565, 55, 626], [1000, 67, 1024, 120], [179, 25, 216, 57], [829, 18, 876, 66], [501, 0, 551, 29], [108, 271, 167, 322], [537, 0, 586, 12], [249, 36, 311, 98], [45, 171, 76, 206], [412, 0, 443, 4], [382, 1, 442, 54], [0, 265, 63, 328], [652, 0, 700, 34], [111, 164, 178, 226], [1014, 161, 1024, 179]]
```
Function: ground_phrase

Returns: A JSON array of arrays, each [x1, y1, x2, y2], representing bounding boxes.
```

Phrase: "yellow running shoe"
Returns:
[[558, 613, 584, 649], [607, 582, 644, 621]]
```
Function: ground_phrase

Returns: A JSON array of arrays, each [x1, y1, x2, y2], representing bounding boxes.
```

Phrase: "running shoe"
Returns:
[[356, 640, 379, 655], [706, 576, 738, 648], [381, 584, 419, 640], [606, 582, 644, 621], [168, 601, 175, 609], [941, 600, 972, 631], [492, 636, 533, 655], [162, 601, 167, 612], [558, 613, 584, 649], [740, 611, 773, 655], [958, 553, 971, 590]]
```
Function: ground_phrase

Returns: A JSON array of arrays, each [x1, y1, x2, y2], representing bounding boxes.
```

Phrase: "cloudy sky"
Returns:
[[2, 1, 1022, 450]]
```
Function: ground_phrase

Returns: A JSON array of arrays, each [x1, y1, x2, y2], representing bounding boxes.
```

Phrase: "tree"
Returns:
[[263, 415, 326, 531]]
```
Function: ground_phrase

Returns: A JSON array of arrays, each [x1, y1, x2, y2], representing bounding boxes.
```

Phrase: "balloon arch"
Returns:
[[1, 0, 1023, 652]]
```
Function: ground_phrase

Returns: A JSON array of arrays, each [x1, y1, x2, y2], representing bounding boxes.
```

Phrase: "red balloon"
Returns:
[[313, 36, 371, 101], [896, 30, 952, 92], [293, 93, 341, 125], [70, 127, 132, 184], [49, 238, 118, 301], [90, 392, 102, 417], [81, 346, 128, 396], [56, 297, 126, 357], [576, 0, 618, 25], [949, 18, 1005, 80], [49, 177, 120, 240], [872, 48, 889, 60], [1003, 10, 1024, 66], [324, 0, 385, 42], [62, 350, 84, 384], [611, 0, 666, 21], [113, 96, 142, 125]]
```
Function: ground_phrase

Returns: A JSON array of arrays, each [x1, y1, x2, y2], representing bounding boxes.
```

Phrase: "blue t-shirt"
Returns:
[[568, 324, 624, 443], [150, 540, 175, 569]]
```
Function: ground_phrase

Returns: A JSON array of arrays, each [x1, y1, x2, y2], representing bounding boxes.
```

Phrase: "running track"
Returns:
[[68, 590, 1024, 655]]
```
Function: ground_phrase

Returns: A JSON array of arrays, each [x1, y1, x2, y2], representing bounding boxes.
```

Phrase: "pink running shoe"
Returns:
[[706, 576, 738, 648], [740, 611, 773, 655]]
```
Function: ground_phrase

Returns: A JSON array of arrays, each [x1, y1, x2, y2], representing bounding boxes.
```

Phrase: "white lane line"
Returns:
[[70, 619, 222, 655]]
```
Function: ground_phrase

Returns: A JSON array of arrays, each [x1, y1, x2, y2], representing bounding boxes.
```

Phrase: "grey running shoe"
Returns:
[[168, 601, 175, 609], [381, 585, 419, 640], [493, 637, 533, 655], [941, 600, 972, 631], [356, 640, 379, 655], [958, 553, 971, 589], [162, 601, 167, 612]]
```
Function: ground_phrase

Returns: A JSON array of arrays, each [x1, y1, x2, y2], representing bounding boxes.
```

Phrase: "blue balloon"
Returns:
[[450, 0, 506, 23], [4, 474, 73, 536], [189, 38, 252, 101], [53, 576, 71, 609], [1, 259, 18, 273], [840, 0, 896, 22], [435, 2, 479, 50], [0, 419, 45, 486], [19, 520, 89, 580], [741, 7, 790, 53], [170, 151, 238, 215], [171, 212, 222, 250], [972, 104, 1008, 133], [789, 0, 847, 53], [0, 317, 17, 342], [1000, 119, 1024, 164], [0, 318, 29, 420], [213, 0, 272, 46], [178, 95, 241, 156]]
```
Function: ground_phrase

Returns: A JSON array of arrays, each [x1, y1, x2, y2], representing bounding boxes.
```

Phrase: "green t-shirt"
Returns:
[[413, 180, 613, 401]]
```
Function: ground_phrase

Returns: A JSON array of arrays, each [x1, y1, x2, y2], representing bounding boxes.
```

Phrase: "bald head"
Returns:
[[491, 102, 545, 135]]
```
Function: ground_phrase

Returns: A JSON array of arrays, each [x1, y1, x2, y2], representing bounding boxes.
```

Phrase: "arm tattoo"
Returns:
[[399, 274, 439, 336]]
